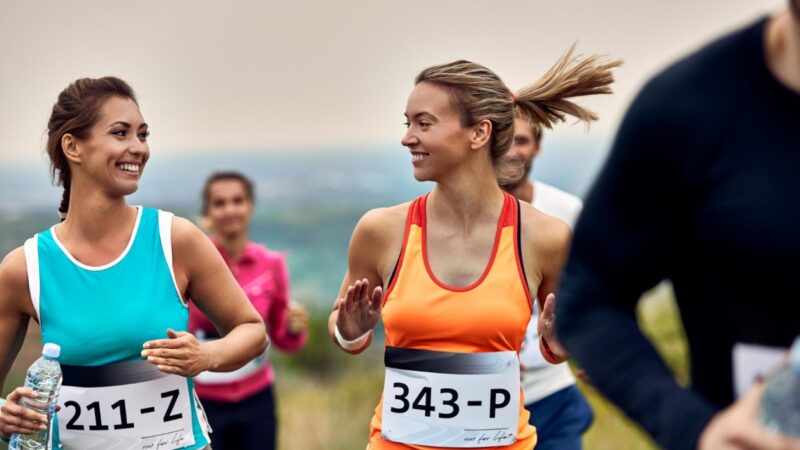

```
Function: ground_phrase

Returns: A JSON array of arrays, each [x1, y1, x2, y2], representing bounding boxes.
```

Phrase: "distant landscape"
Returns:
[[0, 139, 610, 308]]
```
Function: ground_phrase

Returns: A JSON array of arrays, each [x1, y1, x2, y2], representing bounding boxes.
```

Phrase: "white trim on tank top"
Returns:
[[49, 205, 143, 271], [158, 210, 188, 308], [23, 235, 41, 322]]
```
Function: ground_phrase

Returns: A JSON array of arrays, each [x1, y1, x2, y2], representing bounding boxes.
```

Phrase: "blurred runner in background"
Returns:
[[501, 113, 593, 450], [191, 171, 308, 450]]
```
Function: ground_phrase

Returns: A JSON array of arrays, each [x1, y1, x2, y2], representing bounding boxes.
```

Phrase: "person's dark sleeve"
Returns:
[[556, 77, 718, 450]]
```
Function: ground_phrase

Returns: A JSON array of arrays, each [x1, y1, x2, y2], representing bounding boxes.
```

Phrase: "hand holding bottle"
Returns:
[[0, 388, 48, 438]]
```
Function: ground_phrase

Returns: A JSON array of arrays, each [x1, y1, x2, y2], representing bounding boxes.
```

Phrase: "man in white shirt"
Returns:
[[501, 113, 593, 450]]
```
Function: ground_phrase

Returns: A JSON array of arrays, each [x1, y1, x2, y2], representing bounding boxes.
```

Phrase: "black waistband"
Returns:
[[384, 346, 516, 375], [62, 359, 171, 388]]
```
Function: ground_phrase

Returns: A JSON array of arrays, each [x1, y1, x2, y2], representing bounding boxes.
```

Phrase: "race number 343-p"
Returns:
[[382, 347, 519, 448]]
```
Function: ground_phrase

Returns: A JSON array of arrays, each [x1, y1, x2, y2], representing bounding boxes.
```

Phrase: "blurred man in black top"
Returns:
[[556, 3, 800, 450]]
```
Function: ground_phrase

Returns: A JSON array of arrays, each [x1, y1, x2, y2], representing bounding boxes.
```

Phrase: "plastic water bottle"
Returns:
[[759, 337, 800, 437], [9, 343, 62, 450]]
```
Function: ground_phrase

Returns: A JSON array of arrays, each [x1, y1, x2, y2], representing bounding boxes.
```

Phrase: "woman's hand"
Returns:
[[698, 381, 800, 450], [537, 293, 569, 363], [335, 278, 382, 340], [0, 387, 48, 438], [287, 300, 309, 335], [142, 329, 214, 377]]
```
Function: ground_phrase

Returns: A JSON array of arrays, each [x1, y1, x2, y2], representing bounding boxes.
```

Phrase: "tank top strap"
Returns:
[[409, 193, 427, 227], [508, 194, 533, 310], [500, 191, 518, 228], [132, 207, 158, 251], [382, 195, 427, 303]]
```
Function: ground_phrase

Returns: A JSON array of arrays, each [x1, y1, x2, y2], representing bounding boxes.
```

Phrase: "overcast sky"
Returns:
[[0, 0, 785, 164]]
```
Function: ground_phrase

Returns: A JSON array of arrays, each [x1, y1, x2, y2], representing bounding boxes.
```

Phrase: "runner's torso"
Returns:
[[368, 193, 537, 449], [25, 207, 210, 450]]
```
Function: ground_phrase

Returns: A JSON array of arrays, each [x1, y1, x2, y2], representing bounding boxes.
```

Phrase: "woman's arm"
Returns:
[[0, 248, 48, 437], [142, 217, 267, 376], [328, 206, 404, 354], [520, 206, 572, 364]]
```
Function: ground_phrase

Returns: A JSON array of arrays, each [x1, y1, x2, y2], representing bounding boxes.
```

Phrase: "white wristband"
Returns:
[[335, 325, 371, 351]]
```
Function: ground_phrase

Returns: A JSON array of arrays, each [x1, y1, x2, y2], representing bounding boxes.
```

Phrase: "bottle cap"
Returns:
[[790, 336, 800, 374], [42, 343, 61, 359]]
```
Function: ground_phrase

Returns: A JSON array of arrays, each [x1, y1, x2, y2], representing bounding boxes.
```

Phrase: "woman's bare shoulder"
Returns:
[[0, 247, 34, 314], [519, 201, 572, 257], [353, 202, 411, 242]]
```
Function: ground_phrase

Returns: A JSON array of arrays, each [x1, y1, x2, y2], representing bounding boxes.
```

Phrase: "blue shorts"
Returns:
[[525, 385, 594, 450]]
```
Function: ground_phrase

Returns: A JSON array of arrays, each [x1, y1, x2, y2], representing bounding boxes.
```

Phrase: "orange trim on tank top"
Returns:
[[421, 193, 512, 292]]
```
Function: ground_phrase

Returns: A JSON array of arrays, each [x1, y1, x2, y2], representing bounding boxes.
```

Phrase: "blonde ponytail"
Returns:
[[514, 44, 622, 130]]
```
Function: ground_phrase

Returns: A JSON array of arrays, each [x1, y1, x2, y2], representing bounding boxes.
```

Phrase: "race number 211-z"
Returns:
[[58, 361, 197, 450], [64, 389, 183, 431]]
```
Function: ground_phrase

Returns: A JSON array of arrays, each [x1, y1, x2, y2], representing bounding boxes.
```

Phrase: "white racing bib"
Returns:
[[58, 360, 195, 450], [732, 342, 788, 398], [382, 347, 519, 448]]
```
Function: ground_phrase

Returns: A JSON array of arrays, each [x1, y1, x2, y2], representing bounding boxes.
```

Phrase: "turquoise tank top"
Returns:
[[23, 207, 210, 449]]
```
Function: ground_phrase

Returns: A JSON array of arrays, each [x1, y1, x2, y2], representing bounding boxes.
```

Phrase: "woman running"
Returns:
[[0, 77, 267, 450], [190, 171, 308, 450], [328, 48, 620, 449]]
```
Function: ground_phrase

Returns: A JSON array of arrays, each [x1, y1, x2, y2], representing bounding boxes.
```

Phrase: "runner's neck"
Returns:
[[766, 9, 800, 93], [58, 184, 136, 246], [428, 177, 506, 234], [215, 233, 249, 263]]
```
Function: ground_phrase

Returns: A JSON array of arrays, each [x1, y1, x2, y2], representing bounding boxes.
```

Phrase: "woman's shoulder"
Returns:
[[168, 215, 205, 244], [0, 247, 28, 285], [345, 201, 413, 272], [518, 201, 571, 255], [361, 202, 411, 225], [0, 246, 33, 312], [354, 202, 412, 242]]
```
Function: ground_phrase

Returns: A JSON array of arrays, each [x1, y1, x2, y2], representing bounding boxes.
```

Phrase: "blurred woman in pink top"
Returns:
[[190, 171, 308, 450]]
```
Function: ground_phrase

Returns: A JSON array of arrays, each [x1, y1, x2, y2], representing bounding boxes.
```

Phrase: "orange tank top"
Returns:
[[368, 192, 537, 450]]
